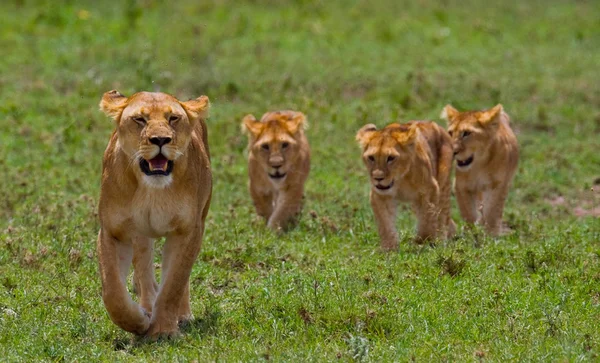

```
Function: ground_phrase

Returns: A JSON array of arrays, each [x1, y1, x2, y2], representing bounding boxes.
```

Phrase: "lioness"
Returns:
[[441, 104, 519, 235], [98, 90, 212, 338], [356, 121, 456, 250], [242, 111, 310, 231]]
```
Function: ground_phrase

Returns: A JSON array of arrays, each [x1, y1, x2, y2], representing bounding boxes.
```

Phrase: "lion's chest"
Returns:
[[130, 190, 194, 238]]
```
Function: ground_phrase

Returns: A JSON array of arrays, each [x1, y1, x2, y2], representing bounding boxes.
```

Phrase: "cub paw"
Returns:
[[380, 241, 398, 252]]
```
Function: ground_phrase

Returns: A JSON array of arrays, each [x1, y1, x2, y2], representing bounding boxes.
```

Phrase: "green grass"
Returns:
[[1, 0, 600, 361]]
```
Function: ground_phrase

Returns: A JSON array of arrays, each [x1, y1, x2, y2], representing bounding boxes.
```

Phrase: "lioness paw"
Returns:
[[145, 320, 181, 341]]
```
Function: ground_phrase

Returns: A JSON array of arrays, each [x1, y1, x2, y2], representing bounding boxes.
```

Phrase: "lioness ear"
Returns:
[[181, 95, 210, 121], [242, 114, 263, 136], [355, 124, 377, 148], [285, 112, 307, 134], [100, 90, 128, 120], [479, 104, 503, 125], [440, 104, 459, 125]]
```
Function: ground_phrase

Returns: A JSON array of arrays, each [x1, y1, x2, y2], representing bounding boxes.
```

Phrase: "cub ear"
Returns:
[[392, 124, 418, 145], [440, 104, 459, 125], [285, 112, 307, 134], [355, 124, 377, 148], [479, 104, 503, 124], [241, 114, 263, 136], [181, 95, 210, 121], [100, 90, 128, 120]]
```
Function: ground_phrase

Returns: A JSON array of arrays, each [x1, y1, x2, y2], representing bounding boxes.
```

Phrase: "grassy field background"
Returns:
[[1, 0, 599, 361]]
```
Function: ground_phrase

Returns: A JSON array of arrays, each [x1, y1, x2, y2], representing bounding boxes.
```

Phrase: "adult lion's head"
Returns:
[[441, 104, 504, 171], [355, 123, 419, 194], [242, 110, 307, 182], [100, 90, 209, 187]]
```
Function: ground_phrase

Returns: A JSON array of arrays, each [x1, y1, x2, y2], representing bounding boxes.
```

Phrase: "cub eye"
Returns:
[[367, 155, 375, 162], [169, 115, 180, 123], [448, 130, 454, 136], [133, 116, 146, 126], [281, 142, 289, 149], [387, 156, 396, 163], [462, 131, 471, 138], [261, 144, 270, 151]]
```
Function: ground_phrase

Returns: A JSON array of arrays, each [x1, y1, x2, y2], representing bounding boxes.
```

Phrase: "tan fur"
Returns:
[[97, 90, 212, 338], [441, 104, 519, 235], [356, 121, 456, 250], [242, 110, 310, 231]]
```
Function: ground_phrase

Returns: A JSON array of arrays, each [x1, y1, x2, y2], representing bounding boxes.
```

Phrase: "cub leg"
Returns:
[[267, 188, 304, 231], [481, 184, 510, 236], [97, 229, 150, 335], [414, 190, 440, 243], [436, 142, 456, 238], [132, 236, 158, 315], [250, 183, 274, 221], [455, 186, 479, 225], [370, 191, 399, 251], [146, 224, 205, 339]]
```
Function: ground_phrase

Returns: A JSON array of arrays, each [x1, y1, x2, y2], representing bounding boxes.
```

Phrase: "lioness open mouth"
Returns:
[[139, 154, 174, 176], [269, 172, 287, 179], [375, 181, 394, 190], [456, 156, 474, 168]]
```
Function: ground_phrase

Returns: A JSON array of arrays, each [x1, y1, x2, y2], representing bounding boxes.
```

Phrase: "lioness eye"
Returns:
[[367, 155, 375, 162], [169, 115, 180, 123], [133, 116, 146, 125], [387, 156, 395, 163], [281, 142, 289, 149], [462, 131, 471, 138], [261, 144, 270, 151]]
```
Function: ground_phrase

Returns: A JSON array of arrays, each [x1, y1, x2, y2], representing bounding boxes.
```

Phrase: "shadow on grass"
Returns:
[[180, 309, 221, 337], [110, 309, 221, 351]]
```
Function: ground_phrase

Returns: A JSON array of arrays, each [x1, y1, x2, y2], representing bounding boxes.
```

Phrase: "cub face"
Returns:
[[441, 104, 503, 172], [356, 123, 417, 195], [242, 111, 307, 182], [100, 91, 209, 187]]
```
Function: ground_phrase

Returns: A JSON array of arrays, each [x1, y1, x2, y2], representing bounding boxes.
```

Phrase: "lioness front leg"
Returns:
[[250, 184, 274, 221], [481, 184, 509, 236], [267, 188, 303, 231], [97, 230, 150, 335], [146, 225, 204, 339], [370, 191, 398, 251], [132, 236, 158, 315]]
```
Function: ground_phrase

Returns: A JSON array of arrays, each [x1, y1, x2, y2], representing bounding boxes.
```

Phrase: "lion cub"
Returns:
[[356, 121, 456, 250], [441, 104, 519, 235], [98, 90, 212, 338], [242, 111, 310, 231]]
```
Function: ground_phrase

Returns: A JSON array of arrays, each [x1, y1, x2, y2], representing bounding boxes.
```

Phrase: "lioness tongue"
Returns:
[[148, 154, 168, 171]]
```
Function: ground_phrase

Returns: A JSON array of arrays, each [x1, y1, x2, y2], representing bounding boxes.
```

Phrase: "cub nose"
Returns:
[[374, 176, 385, 181], [149, 137, 172, 147]]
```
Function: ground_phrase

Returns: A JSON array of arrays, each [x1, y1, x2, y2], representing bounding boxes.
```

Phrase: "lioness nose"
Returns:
[[149, 137, 172, 147], [270, 156, 284, 168]]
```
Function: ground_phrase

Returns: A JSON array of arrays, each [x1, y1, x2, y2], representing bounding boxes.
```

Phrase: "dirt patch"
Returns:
[[573, 206, 600, 218], [545, 182, 600, 218]]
